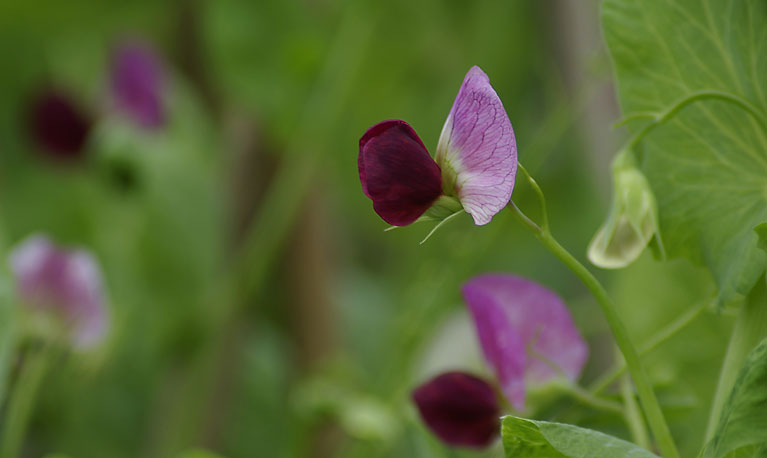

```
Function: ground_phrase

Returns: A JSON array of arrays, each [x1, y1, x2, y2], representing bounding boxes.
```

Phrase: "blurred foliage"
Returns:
[[0, 0, 733, 457]]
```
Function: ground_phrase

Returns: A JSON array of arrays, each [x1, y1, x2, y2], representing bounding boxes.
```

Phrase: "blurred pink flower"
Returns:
[[10, 235, 108, 348], [358, 66, 517, 226], [462, 274, 588, 410]]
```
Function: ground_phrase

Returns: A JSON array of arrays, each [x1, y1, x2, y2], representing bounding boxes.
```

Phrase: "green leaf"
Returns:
[[501, 416, 657, 458], [702, 337, 767, 458], [602, 0, 767, 306]]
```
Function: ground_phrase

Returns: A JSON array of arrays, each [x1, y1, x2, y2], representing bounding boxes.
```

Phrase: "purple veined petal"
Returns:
[[462, 274, 588, 409], [358, 120, 443, 226], [9, 234, 109, 348], [462, 284, 527, 410], [435, 66, 517, 225], [111, 40, 166, 129], [411, 371, 500, 448], [29, 89, 92, 159]]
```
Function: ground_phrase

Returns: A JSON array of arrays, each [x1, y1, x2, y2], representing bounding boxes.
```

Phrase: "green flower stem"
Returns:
[[590, 302, 706, 395], [704, 276, 767, 442], [620, 372, 651, 449], [509, 198, 679, 457], [0, 343, 51, 458], [528, 346, 624, 415], [554, 381, 625, 416]]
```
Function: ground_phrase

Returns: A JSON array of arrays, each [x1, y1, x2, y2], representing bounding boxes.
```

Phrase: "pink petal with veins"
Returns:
[[436, 66, 517, 225]]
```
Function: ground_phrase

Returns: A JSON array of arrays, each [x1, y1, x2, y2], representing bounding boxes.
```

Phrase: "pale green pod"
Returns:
[[587, 150, 662, 269]]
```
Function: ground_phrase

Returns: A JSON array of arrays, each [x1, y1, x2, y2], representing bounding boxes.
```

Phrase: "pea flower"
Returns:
[[29, 89, 92, 160], [111, 40, 166, 129], [9, 235, 108, 348], [462, 274, 588, 411], [358, 66, 517, 226], [411, 371, 500, 448]]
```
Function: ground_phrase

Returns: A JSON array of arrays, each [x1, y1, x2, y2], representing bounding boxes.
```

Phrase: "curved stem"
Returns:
[[0, 343, 51, 458], [517, 163, 549, 232], [624, 90, 767, 152], [555, 382, 625, 415], [509, 198, 679, 458], [590, 302, 706, 394]]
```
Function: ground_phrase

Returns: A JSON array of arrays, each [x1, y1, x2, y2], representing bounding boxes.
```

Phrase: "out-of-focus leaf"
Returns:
[[603, 0, 767, 306], [501, 415, 656, 457], [176, 449, 226, 458], [702, 338, 767, 458]]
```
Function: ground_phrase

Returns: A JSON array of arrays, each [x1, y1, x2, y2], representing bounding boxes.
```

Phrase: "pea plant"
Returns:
[[358, 0, 767, 456]]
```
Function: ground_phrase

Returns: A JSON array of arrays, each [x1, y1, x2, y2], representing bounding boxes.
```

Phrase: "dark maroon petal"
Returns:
[[358, 120, 443, 226], [29, 90, 91, 159], [412, 371, 500, 448], [111, 40, 165, 129]]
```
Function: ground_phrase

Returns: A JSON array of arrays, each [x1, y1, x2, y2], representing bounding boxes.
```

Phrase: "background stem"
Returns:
[[0, 343, 50, 458], [620, 373, 651, 449], [704, 276, 767, 442], [590, 302, 706, 394]]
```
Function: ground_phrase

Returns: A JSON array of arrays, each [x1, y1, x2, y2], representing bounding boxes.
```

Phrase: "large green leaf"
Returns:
[[703, 338, 767, 458], [501, 416, 657, 458], [602, 0, 767, 306]]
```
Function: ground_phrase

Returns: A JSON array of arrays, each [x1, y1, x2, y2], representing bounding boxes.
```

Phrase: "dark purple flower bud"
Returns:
[[111, 40, 166, 129], [462, 274, 588, 411], [411, 371, 500, 448], [29, 90, 92, 159], [9, 235, 108, 348], [358, 120, 443, 226]]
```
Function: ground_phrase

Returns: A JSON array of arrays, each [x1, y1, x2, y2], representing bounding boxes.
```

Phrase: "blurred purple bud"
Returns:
[[462, 274, 588, 411], [29, 89, 92, 159], [111, 40, 166, 129], [9, 235, 108, 348], [411, 371, 500, 448]]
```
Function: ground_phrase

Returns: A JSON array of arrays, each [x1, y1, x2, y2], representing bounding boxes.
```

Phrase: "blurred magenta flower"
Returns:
[[111, 40, 166, 129], [411, 371, 500, 448], [462, 274, 588, 411], [9, 235, 108, 348], [29, 89, 92, 159], [359, 66, 517, 226]]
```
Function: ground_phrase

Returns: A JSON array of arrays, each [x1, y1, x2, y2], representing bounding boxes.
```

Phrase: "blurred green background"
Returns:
[[0, 0, 733, 456]]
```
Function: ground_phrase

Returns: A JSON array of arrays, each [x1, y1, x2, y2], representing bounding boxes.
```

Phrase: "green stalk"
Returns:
[[509, 194, 679, 457], [620, 373, 651, 449], [704, 277, 767, 442], [528, 346, 624, 415], [590, 302, 706, 394], [0, 343, 50, 458]]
